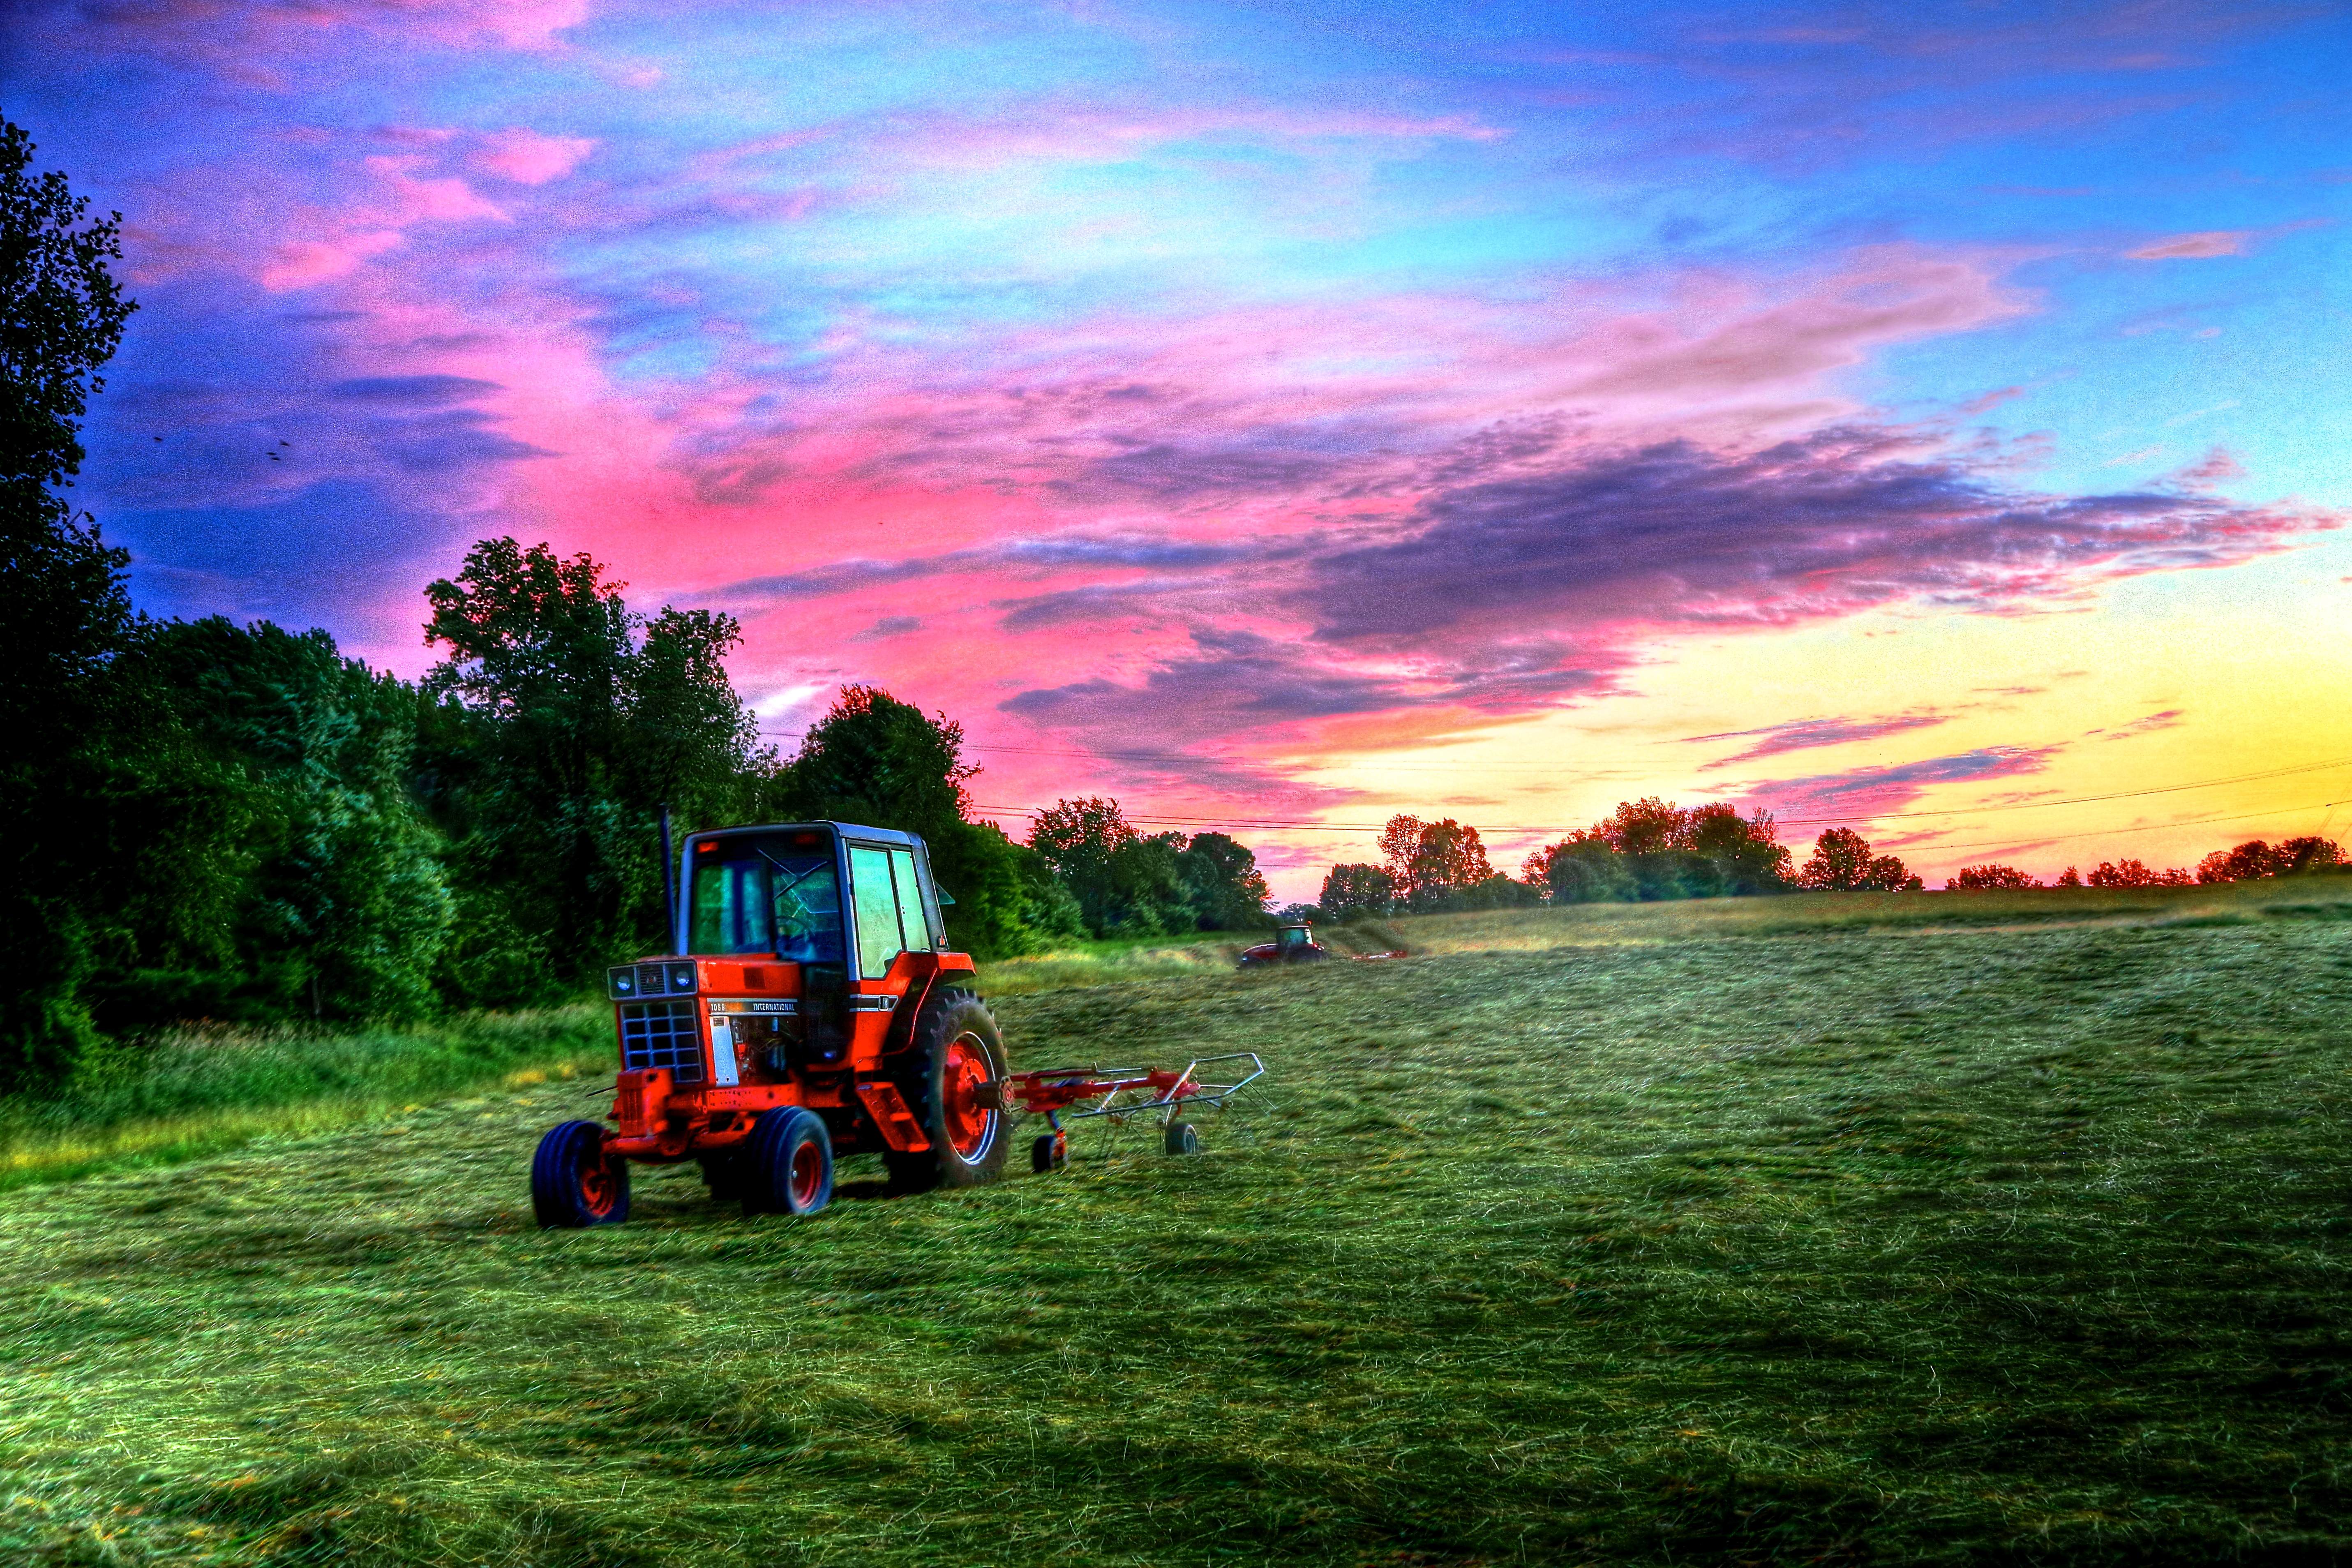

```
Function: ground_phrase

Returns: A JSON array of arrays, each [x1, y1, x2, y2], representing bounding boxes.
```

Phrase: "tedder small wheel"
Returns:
[[1164, 1121, 1199, 1156], [1031, 1129, 1069, 1174], [532, 1120, 630, 1228], [884, 988, 1010, 1194], [741, 1107, 834, 1217]]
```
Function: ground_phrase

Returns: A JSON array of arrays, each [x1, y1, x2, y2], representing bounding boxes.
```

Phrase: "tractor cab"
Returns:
[[532, 821, 1010, 1228], [1237, 920, 1331, 968]]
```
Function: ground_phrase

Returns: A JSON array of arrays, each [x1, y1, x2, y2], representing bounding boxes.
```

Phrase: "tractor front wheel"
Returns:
[[531, 1120, 630, 1228], [884, 988, 1009, 1193], [742, 1107, 834, 1217]]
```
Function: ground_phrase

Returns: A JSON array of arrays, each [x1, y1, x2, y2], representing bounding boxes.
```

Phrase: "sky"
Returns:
[[6, 0, 2350, 899]]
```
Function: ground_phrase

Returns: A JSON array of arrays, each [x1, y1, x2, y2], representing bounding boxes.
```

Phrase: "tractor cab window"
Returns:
[[1278, 924, 1310, 951], [689, 836, 845, 964], [849, 844, 909, 978]]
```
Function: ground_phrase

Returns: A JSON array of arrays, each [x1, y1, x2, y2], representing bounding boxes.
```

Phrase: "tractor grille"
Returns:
[[618, 1000, 704, 1082]]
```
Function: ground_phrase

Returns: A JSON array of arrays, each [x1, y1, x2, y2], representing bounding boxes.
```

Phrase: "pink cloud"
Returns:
[[2127, 229, 2253, 260], [24, 0, 589, 65], [474, 129, 598, 185], [2087, 709, 2184, 742], [259, 230, 404, 290], [239, 154, 508, 292], [2175, 446, 2246, 487]]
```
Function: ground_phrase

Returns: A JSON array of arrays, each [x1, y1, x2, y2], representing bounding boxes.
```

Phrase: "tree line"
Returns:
[[1312, 803, 1891, 918], [1945, 835, 2342, 891], [1305, 804, 2343, 921]]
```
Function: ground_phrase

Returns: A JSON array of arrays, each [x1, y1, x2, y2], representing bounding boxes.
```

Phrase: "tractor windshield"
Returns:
[[688, 836, 846, 963]]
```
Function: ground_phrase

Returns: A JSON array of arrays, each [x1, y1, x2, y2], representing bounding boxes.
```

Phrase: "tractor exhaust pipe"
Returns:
[[659, 803, 678, 956]]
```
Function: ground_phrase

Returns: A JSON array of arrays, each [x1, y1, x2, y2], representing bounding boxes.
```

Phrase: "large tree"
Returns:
[[1798, 828, 1921, 892], [1320, 862, 1397, 918], [1028, 798, 1193, 935], [422, 538, 758, 991], [772, 685, 1051, 957], [1406, 819, 1494, 911], [1173, 832, 1271, 931], [0, 113, 138, 1084], [2196, 836, 2342, 883], [97, 619, 453, 1024]]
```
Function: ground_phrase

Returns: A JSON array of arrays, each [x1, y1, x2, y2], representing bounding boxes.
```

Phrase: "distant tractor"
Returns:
[[1237, 921, 1330, 968], [533, 820, 1263, 1228]]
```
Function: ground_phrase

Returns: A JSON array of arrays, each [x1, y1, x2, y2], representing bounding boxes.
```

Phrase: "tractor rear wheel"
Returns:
[[884, 988, 1009, 1193], [741, 1107, 834, 1217], [531, 1120, 630, 1228]]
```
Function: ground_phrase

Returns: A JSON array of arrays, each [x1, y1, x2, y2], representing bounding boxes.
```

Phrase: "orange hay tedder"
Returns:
[[531, 820, 1263, 1228]]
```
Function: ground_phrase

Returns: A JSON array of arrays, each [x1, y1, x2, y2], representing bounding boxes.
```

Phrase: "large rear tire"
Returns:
[[532, 1120, 630, 1229], [883, 988, 1009, 1193], [741, 1107, 835, 1217]]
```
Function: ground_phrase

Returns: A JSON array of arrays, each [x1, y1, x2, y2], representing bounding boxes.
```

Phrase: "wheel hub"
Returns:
[[577, 1150, 618, 1217], [941, 1033, 997, 1160], [789, 1138, 824, 1209]]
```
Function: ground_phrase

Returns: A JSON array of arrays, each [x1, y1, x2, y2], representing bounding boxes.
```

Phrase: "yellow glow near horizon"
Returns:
[[1260, 538, 2352, 897]]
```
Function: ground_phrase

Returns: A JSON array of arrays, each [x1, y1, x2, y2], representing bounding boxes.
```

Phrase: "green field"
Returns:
[[4, 883, 2349, 1565]]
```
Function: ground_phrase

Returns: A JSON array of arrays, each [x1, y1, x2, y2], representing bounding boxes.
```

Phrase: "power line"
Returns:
[[966, 755, 2352, 836], [764, 718, 2352, 827], [755, 725, 1650, 779], [1863, 797, 2349, 859]]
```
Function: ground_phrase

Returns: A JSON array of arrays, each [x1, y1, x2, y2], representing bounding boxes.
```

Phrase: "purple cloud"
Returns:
[[1738, 744, 2064, 824], [1685, 711, 1951, 767], [2088, 709, 2184, 741], [1300, 430, 2331, 650]]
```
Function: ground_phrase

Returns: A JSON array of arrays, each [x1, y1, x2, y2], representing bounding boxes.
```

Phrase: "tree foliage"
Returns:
[[1798, 828, 1921, 892], [1173, 832, 1272, 931], [1947, 864, 2040, 891], [1027, 799, 1265, 936], [0, 113, 140, 1085], [1320, 863, 1397, 918], [771, 685, 1064, 958], [2195, 837, 2343, 884], [2083, 859, 2193, 888], [420, 539, 762, 1000], [1524, 799, 1791, 903]]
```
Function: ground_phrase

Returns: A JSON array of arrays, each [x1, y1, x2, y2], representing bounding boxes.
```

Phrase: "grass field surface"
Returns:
[[3, 885, 2348, 1563]]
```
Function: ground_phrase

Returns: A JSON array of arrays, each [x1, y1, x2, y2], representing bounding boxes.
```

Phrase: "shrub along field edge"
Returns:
[[0, 1003, 609, 1194]]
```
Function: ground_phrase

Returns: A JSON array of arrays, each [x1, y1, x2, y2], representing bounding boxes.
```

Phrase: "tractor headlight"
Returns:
[[609, 962, 697, 999]]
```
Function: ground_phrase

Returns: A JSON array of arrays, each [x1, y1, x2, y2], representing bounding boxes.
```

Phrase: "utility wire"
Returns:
[[965, 755, 2352, 836], [755, 725, 1651, 779], [764, 717, 2352, 826], [1858, 797, 2350, 860]]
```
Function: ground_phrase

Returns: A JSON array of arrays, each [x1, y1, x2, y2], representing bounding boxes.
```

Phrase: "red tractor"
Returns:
[[1237, 921, 1330, 968], [531, 820, 1263, 1228]]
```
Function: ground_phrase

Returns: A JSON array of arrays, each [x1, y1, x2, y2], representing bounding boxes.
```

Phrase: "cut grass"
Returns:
[[2, 909, 2349, 1563], [977, 876, 2352, 994], [0, 1005, 610, 1194]]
